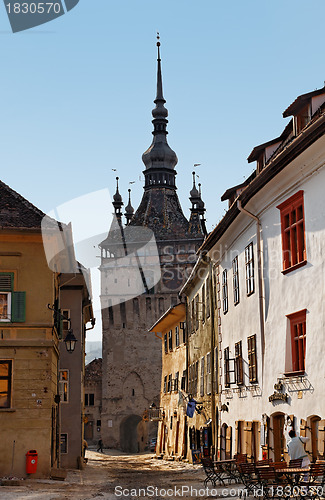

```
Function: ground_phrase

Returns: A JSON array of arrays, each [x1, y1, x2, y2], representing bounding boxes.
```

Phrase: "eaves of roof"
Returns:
[[201, 111, 325, 253], [283, 86, 325, 118], [148, 302, 185, 333]]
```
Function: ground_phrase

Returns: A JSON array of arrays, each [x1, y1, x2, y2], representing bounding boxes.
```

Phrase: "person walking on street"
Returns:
[[287, 429, 310, 468], [97, 439, 103, 453]]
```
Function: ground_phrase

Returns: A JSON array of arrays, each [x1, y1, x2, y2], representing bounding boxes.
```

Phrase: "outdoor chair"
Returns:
[[238, 463, 261, 497], [201, 457, 218, 487], [234, 453, 248, 464], [298, 462, 325, 498], [257, 466, 282, 500], [289, 458, 303, 467], [255, 459, 273, 466]]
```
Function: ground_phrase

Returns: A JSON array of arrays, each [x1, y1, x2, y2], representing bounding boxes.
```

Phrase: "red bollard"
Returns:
[[26, 450, 38, 474]]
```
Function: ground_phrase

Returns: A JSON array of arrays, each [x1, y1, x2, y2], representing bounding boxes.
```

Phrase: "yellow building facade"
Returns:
[[0, 182, 59, 478]]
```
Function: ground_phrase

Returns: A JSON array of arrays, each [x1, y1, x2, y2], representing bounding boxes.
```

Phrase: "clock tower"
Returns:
[[100, 37, 206, 452]]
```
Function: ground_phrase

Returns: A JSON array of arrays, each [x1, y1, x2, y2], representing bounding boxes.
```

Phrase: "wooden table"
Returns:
[[275, 467, 310, 486]]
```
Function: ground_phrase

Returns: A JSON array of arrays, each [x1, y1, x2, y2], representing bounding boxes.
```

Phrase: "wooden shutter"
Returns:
[[235, 421, 239, 453], [300, 419, 307, 437], [317, 420, 325, 458], [245, 421, 253, 459], [12, 291, 26, 322], [226, 426, 232, 459]]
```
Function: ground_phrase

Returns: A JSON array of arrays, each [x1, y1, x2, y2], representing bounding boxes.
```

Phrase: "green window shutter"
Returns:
[[0, 273, 14, 291], [12, 292, 26, 322]]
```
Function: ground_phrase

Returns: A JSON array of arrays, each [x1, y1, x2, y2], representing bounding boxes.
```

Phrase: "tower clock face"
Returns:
[[163, 269, 183, 290]]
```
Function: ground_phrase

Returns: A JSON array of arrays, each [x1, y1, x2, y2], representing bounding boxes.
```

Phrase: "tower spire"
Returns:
[[142, 35, 178, 189], [112, 177, 123, 222]]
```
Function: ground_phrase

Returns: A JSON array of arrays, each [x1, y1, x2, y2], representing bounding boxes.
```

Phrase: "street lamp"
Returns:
[[64, 329, 78, 354]]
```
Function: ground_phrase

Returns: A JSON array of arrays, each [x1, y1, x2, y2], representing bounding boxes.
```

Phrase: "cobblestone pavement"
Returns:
[[0, 449, 247, 499]]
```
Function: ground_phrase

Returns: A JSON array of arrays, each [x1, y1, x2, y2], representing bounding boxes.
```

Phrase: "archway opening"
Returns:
[[120, 414, 142, 453]]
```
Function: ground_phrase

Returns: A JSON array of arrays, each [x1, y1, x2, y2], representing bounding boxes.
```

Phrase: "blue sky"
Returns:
[[1, 0, 325, 339]]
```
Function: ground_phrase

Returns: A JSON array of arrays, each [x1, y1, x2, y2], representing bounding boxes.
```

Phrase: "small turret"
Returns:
[[112, 177, 124, 222], [125, 189, 134, 225]]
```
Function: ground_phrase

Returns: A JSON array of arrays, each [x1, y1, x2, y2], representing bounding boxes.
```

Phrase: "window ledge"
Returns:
[[0, 408, 16, 412], [282, 260, 307, 275], [283, 371, 305, 378]]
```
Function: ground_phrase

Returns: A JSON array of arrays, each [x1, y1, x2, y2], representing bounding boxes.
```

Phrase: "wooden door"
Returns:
[[273, 414, 285, 462]]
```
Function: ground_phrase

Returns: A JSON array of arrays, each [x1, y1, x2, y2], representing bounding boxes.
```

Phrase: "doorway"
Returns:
[[120, 414, 142, 453], [272, 413, 285, 461]]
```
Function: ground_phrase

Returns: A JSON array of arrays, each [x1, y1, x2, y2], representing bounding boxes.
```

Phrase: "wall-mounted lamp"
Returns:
[[64, 329, 78, 354]]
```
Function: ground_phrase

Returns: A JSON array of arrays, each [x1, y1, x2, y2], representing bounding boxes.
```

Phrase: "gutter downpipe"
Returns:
[[237, 200, 265, 377]]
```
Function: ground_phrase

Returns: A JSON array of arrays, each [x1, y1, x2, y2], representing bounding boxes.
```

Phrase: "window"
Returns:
[[0, 273, 25, 323], [235, 341, 244, 385], [206, 352, 211, 395], [182, 323, 186, 344], [224, 347, 230, 388], [206, 280, 210, 318], [232, 256, 240, 305], [195, 295, 199, 330], [202, 284, 206, 322], [60, 433, 68, 454], [168, 330, 173, 351], [167, 374, 172, 393], [59, 370, 69, 403], [200, 357, 205, 396], [247, 335, 258, 383], [164, 375, 167, 393], [277, 191, 306, 273], [0, 360, 12, 408], [191, 300, 195, 333], [222, 270, 228, 313], [61, 310, 70, 335], [245, 243, 255, 295], [223, 348, 235, 387], [287, 310, 306, 374], [175, 326, 180, 347], [181, 370, 187, 391], [164, 333, 168, 354], [85, 393, 94, 406]]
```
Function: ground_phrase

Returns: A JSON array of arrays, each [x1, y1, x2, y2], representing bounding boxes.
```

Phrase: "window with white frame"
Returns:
[[245, 243, 255, 296], [232, 256, 240, 305], [222, 269, 228, 314], [59, 369, 69, 403], [0, 273, 25, 323]]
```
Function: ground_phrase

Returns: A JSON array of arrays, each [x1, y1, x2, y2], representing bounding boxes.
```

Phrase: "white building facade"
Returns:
[[201, 85, 325, 462]]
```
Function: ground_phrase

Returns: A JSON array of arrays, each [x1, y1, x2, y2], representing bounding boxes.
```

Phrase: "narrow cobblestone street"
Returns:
[[1, 449, 239, 500]]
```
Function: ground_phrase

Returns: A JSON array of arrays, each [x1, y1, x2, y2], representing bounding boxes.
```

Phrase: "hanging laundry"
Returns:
[[186, 398, 197, 418]]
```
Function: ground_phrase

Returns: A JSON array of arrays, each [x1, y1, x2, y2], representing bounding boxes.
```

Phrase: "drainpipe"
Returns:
[[237, 200, 265, 376]]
